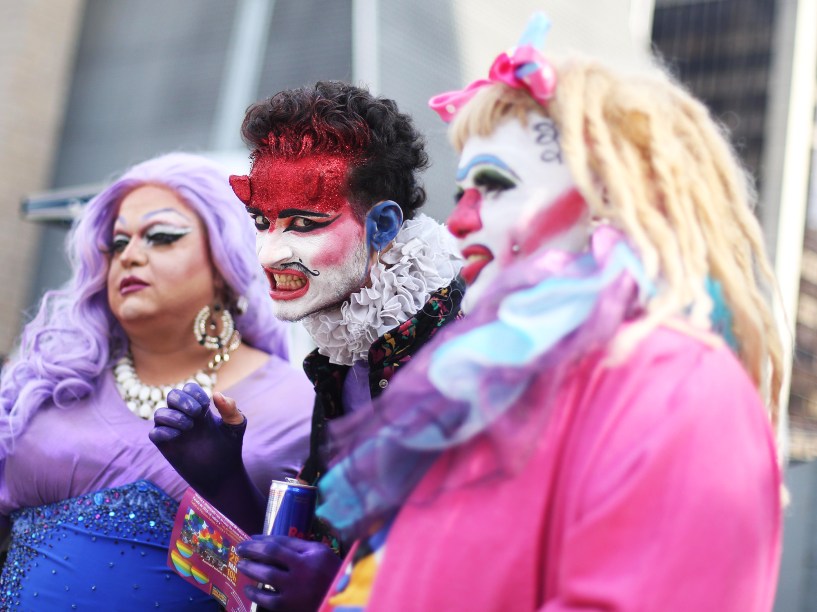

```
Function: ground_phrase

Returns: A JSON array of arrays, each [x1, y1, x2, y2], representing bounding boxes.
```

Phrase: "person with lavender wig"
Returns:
[[0, 152, 313, 610], [313, 14, 783, 611]]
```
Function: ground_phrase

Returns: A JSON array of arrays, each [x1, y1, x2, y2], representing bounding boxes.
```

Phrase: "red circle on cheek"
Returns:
[[312, 217, 365, 268]]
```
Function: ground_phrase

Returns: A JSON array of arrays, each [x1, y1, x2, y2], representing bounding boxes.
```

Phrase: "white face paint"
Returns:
[[447, 114, 589, 312], [250, 200, 369, 322], [239, 154, 373, 322]]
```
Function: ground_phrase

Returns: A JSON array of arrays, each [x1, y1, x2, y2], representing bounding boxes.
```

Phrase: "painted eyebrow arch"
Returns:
[[114, 208, 191, 230], [456, 154, 520, 182], [143, 208, 191, 221], [278, 208, 332, 219]]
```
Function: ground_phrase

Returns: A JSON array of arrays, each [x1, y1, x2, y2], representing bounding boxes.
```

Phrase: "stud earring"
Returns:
[[511, 243, 521, 254], [236, 295, 248, 315]]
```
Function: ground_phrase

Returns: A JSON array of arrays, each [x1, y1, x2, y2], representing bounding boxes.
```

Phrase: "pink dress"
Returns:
[[321, 325, 781, 611]]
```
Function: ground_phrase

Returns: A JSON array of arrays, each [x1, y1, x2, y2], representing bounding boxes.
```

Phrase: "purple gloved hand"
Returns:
[[237, 535, 342, 612], [150, 382, 245, 492], [150, 382, 265, 532]]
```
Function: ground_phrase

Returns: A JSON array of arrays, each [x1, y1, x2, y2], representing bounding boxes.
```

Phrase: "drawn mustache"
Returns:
[[280, 262, 320, 277]]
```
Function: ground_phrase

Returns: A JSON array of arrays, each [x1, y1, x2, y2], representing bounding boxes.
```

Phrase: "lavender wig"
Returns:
[[0, 152, 288, 455]]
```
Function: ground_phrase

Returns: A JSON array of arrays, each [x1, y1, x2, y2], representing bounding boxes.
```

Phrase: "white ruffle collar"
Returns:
[[301, 214, 462, 366]]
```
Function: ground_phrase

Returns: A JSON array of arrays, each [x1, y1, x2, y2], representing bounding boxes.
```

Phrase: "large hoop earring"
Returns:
[[194, 304, 241, 370]]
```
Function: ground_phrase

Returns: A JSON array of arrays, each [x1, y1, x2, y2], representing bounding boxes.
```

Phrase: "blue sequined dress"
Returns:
[[2, 480, 217, 610], [0, 363, 314, 610]]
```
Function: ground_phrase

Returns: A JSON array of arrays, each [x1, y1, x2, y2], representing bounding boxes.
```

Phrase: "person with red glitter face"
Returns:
[[151, 81, 464, 611]]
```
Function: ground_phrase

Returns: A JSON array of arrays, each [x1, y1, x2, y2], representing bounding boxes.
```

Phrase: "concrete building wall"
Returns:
[[376, 0, 656, 222], [0, 0, 85, 358], [8, 0, 655, 331]]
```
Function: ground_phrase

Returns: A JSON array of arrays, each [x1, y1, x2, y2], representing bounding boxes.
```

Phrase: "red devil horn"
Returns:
[[229, 175, 252, 204], [303, 169, 324, 202]]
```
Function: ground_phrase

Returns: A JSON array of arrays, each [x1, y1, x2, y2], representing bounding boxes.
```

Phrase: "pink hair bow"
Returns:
[[429, 13, 556, 122]]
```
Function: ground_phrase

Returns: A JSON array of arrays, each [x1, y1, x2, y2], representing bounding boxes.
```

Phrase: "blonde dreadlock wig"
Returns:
[[448, 61, 784, 427]]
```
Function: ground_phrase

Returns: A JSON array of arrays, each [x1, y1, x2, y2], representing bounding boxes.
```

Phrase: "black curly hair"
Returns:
[[241, 81, 429, 220]]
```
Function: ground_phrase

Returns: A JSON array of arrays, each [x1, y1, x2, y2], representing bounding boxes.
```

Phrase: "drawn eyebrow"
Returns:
[[278, 208, 332, 219], [143, 208, 191, 221], [456, 154, 520, 182], [115, 208, 190, 231]]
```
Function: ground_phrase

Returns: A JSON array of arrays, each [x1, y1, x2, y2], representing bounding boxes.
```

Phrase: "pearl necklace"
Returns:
[[113, 354, 217, 419]]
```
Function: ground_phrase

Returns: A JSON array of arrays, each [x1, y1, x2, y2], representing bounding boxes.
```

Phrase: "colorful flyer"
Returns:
[[167, 488, 253, 612]]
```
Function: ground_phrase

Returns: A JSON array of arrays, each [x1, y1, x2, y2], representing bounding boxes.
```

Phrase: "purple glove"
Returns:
[[149, 382, 265, 533], [237, 535, 342, 612]]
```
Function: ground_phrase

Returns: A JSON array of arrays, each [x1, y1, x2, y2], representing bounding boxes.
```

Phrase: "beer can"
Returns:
[[262, 479, 317, 539]]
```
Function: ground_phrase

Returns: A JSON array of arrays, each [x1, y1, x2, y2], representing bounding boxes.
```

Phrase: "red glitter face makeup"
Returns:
[[238, 152, 370, 321], [243, 153, 353, 223]]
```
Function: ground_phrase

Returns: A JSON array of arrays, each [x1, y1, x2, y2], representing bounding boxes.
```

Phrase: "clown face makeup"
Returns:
[[234, 154, 369, 321], [447, 114, 590, 312]]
